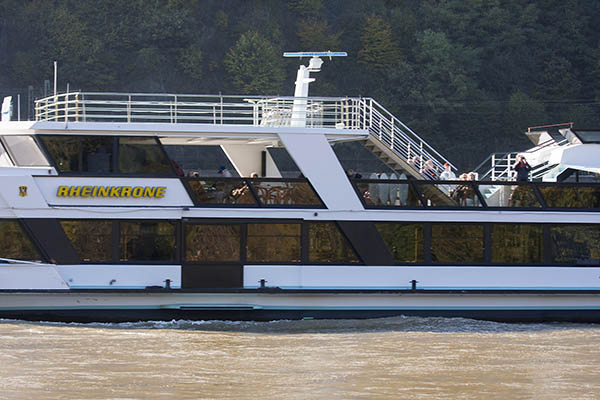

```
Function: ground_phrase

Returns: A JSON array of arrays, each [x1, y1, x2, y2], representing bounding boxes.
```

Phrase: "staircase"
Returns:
[[355, 98, 456, 180]]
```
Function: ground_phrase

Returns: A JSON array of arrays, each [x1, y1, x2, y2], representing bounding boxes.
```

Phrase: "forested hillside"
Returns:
[[1, 0, 599, 168]]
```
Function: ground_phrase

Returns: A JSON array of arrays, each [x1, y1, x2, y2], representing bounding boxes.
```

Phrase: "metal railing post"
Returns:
[[174, 95, 178, 123]]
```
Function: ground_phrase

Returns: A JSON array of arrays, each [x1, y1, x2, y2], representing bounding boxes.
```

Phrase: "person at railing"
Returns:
[[346, 169, 362, 179], [514, 156, 532, 182], [408, 156, 421, 170], [218, 165, 232, 177], [439, 163, 456, 180], [451, 173, 470, 206], [422, 159, 437, 179]]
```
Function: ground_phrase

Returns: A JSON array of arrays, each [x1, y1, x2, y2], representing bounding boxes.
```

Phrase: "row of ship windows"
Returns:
[[1, 220, 599, 266], [0, 220, 358, 265], [354, 180, 600, 209], [3, 135, 600, 210]]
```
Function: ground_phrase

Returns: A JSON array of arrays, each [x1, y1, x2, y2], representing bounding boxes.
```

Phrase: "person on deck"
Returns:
[[440, 163, 456, 180], [514, 156, 532, 182]]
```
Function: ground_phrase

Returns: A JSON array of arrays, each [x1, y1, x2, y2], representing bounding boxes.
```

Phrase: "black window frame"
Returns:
[[38, 135, 177, 177], [351, 179, 600, 212], [182, 177, 326, 209], [58, 219, 180, 264]]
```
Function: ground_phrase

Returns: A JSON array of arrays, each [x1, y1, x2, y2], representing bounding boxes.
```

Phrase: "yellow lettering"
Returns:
[[109, 187, 120, 197], [120, 186, 132, 197], [132, 187, 143, 198], [98, 186, 109, 197], [68, 186, 82, 197], [143, 186, 156, 197], [57, 186, 68, 197], [56, 185, 166, 199], [155, 187, 166, 198]]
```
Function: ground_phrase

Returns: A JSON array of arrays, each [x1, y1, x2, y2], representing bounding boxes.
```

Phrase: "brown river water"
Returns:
[[0, 317, 599, 399]]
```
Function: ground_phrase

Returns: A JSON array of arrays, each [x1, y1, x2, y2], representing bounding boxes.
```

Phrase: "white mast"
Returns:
[[283, 51, 346, 127]]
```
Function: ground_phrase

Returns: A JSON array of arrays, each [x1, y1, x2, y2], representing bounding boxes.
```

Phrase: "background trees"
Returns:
[[1, 0, 599, 169]]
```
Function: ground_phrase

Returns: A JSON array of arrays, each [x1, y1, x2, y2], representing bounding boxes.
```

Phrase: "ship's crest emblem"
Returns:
[[18, 186, 28, 197]]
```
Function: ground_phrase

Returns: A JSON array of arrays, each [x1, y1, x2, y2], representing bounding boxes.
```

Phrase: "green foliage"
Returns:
[[224, 31, 285, 94], [357, 14, 401, 70], [3, 0, 600, 168], [297, 18, 342, 50], [288, 0, 323, 17], [178, 45, 203, 81]]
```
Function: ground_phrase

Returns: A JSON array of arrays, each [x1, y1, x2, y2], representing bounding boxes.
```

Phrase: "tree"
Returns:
[[224, 31, 285, 94], [357, 14, 401, 70], [296, 18, 341, 51]]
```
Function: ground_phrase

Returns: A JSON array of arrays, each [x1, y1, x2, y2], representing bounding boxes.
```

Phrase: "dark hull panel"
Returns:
[[2, 308, 600, 324]]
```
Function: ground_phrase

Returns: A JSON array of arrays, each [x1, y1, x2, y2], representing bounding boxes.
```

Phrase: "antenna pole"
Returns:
[[53, 61, 57, 97], [284, 51, 346, 128]]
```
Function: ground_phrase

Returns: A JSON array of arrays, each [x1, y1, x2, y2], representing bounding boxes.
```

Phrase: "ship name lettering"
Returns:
[[56, 185, 167, 198]]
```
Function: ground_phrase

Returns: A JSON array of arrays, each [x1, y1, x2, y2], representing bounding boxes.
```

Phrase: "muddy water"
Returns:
[[0, 317, 598, 399]]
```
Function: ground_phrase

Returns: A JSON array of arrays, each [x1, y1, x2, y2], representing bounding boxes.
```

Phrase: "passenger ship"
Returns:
[[2, 53, 600, 322]]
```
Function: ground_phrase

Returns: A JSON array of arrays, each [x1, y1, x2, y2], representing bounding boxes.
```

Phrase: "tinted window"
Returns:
[[0, 220, 41, 261], [251, 180, 323, 207], [354, 181, 421, 207], [478, 184, 542, 208], [187, 179, 258, 205], [41, 135, 113, 173], [61, 220, 113, 262], [375, 223, 424, 263], [491, 224, 543, 264], [247, 223, 301, 262], [538, 186, 600, 208], [118, 137, 172, 174], [120, 221, 176, 262], [185, 224, 241, 262], [431, 224, 484, 263], [419, 182, 482, 207], [309, 222, 360, 263], [550, 225, 600, 265]]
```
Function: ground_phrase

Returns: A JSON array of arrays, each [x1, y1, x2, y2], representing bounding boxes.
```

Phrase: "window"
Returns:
[[309, 222, 359, 263], [478, 184, 542, 208], [120, 221, 176, 262], [550, 225, 600, 265], [431, 224, 484, 263], [418, 182, 483, 207], [185, 224, 241, 262], [187, 179, 258, 206], [375, 223, 424, 263], [538, 186, 600, 208], [118, 137, 172, 174], [41, 136, 113, 173], [60, 220, 113, 262], [354, 181, 421, 207], [251, 180, 323, 207], [40, 135, 173, 175], [0, 220, 41, 261], [0, 140, 12, 166], [491, 224, 542, 264], [2, 136, 49, 166], [247, 223, 301, 262]]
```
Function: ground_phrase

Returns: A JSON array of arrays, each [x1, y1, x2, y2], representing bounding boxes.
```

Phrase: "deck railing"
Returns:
[[34, 92, 455, 180]]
